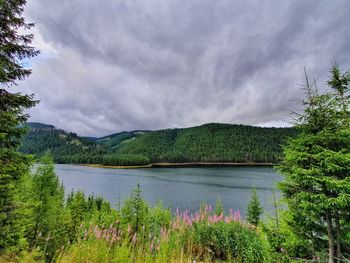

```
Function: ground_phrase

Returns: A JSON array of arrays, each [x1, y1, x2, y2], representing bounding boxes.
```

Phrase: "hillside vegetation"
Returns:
[[19, 122, 108, 158], [116, 123, 296, 163], [20, 122, 296, 165], [96, 130, 149, 149]]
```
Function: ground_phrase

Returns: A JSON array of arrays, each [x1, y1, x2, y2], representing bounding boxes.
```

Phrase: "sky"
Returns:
[[17, 0, 350, 137]]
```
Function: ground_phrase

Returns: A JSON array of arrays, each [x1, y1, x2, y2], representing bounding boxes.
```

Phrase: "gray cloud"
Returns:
[[17, 0, 350, 136]]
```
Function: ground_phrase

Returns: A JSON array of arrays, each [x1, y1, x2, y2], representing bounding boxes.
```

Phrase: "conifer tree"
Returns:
[[67, 191, 87, 238], [0, 0, 39, 252], [279, 64, 350, 262], [31, 154, 66, 261], [247, 187, 263, 226], [121, 184, 149, 233]]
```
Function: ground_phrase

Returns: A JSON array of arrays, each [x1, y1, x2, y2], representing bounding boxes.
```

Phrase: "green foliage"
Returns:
[[19, 125, 106, 161], [101, 154, 150, 166], [214, 198, 223, 216], [247, 187, 263, 226], [96, 130, 149, 149], [279, 64, 350, 261], [148, 201, 172, 235], [0, 0, 39, 254], [66, 191, 87, 239], [116, 123, 297, 163], [30, 154, 66, 261], [2, 169, 277, 262], [20, 122, 296, 165], [192, 221, 271, 262], [121, 184, 149, 233], [19, 124, 151, 166]]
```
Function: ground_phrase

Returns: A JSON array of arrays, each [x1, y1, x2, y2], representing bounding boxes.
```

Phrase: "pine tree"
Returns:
[[279, 64, 350, 262], [0, 0, 39, 253], [121, 184, 149, 233], [30, 154, 66, 261], [247, 187, 263, 226], [67, 191, 87, 239]]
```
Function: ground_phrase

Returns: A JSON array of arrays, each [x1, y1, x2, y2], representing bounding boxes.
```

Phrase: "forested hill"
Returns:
[[116, 123, 296, 163], [19, 122, 107, 158], [96, 130, 149, 149], [20, 122, 297, 165]]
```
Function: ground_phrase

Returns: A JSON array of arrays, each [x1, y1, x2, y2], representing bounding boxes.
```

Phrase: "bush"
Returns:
[[192, 221, 271, 262]]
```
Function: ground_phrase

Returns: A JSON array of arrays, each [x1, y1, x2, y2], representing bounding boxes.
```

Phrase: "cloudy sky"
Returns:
[[18, 0, 350, 136]]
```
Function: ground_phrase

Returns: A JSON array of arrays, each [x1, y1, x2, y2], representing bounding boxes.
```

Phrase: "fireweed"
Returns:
[[59, 205, 271, 263]]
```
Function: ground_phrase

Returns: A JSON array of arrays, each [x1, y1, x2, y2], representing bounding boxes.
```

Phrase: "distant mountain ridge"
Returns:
[[20, 122, 107, 157], [25, 122, 55, 130], [20, 122, 297, 165]]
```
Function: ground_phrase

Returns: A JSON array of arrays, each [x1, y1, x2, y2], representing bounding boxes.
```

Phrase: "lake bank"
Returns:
[[79, 162, 275, 169]]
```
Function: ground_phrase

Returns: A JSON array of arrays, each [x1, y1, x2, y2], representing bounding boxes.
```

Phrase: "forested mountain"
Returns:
[[20, 122, 297, 165], [116, 123, 297, 163], [24, 122, 55, 129], [19, 122, 108, 158], [97, 130, 150, 149]]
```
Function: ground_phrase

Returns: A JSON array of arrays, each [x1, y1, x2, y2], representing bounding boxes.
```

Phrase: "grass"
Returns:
[[58, 206, 271, 263]]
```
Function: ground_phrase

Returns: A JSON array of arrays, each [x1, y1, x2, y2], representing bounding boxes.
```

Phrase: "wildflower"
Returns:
[[233, 210, 241, 222], [224, 216, 231, 223]]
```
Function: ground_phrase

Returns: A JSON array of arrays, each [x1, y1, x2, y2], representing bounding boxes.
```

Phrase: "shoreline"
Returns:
[[77, 162, 275, 169]]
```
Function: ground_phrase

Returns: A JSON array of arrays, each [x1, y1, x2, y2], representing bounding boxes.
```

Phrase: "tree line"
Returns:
[[116, 123, 297, 163], [21, 122, 297, 165]]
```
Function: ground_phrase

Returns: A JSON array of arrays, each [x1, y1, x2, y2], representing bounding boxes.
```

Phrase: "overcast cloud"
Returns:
[[16, 0, 350, 136]]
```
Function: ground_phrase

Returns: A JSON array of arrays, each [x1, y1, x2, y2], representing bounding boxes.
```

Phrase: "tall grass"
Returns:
[[59, 205, 271, 263]]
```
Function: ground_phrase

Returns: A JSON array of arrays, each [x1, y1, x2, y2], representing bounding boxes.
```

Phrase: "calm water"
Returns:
[[53, 164, 282, 217]]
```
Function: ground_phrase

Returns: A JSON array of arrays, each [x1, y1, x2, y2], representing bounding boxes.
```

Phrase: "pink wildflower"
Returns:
[[229, 208, 234, 217], [233, 210, 241, 222]]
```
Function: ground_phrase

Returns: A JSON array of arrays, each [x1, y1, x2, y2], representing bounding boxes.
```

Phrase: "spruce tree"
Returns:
[[121, 184, 149, 233], [0, 0, 39, 253], [247, 187, 263, 226], [31, 154, 66, 261], [279, 64, 350, 262], [67, 191, 87, 239]]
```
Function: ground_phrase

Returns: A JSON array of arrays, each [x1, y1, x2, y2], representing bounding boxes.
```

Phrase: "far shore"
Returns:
[[77, 162, 275, 169]]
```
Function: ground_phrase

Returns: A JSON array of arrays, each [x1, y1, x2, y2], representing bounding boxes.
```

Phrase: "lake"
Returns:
[[53, 164, 282, 218]]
